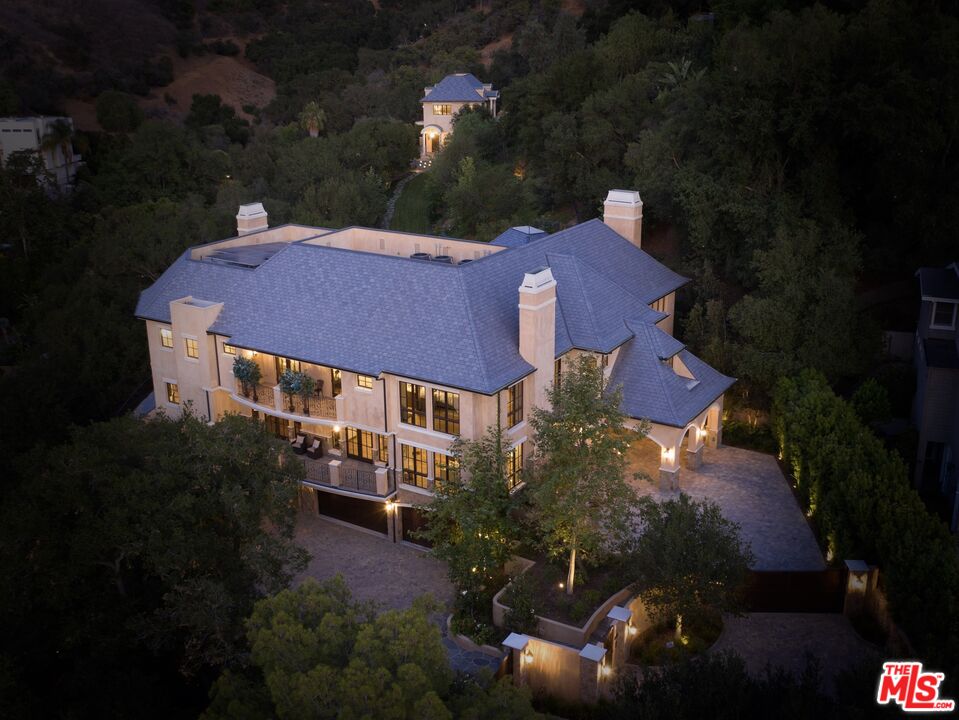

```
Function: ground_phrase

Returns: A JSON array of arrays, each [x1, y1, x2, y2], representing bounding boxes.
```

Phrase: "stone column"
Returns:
[[685, 429, 705, 470], [659, 445, 680, 491], [385, 500, 397, 543], [328, 460, 342, 487], [578, 643, 606, 703], [503, 633, 530, 688], [606, 606, 632, 667], [375, 467, 390, 495], [843, 559, 871, 618]]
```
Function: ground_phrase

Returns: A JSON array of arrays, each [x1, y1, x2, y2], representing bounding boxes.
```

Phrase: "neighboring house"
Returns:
[[912, 261, 959, 531], [417, 73, 498, 158], [0, 116, 81, 191], [136, 190, 733, 539]]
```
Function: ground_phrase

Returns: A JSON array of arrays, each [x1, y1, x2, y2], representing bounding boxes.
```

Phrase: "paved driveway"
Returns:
[[293, 511, 454, 610], [626, 441, 825, 571]]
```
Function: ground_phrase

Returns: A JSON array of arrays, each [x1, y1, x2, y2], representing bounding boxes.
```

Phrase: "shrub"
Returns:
[[503, 573, 538, 634], [569, 589, 602, 624]]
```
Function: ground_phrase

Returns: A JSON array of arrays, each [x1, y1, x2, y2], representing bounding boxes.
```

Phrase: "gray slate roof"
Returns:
[[608, 320, 735, 427], [137, 219, 706, 415], [493, 226, 548, 248], [918, 263, 959, 300], [422, 74, 497, 103]]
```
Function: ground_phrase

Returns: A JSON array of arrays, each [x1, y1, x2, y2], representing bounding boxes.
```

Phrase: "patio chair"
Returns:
[[290, 434, 306, 454], [305, 438, 323, 459]]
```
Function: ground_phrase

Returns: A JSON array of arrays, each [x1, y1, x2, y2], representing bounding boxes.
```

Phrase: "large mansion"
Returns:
[[136, 190, 733, 536]]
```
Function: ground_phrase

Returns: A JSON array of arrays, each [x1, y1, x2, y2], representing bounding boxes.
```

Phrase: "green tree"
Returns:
[[529, 355, 639, 595], [0, 412, 308, 717], [419, 426, 518, 633], [630, 493, 754, 640], [850, 378, 892, 426], [298, 100, 327, 138], [203, 578, 540, 720], [95, 90, 145, 132]]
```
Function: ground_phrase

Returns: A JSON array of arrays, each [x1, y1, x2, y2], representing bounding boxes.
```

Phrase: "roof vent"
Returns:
[[433, 255, 453, 264], [411, 252, 432, 261]]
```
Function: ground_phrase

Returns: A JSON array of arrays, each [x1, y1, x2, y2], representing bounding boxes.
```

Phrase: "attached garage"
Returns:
[[317, 489, 388, 536]]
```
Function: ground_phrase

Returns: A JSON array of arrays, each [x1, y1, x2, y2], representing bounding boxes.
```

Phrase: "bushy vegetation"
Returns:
[[773, 370, 959, 673]]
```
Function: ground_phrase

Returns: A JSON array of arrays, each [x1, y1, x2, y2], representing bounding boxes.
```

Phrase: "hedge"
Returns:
[[773, 370, 958, 671]]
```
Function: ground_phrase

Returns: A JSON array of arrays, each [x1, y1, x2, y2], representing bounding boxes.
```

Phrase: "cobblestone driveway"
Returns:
[[293, 511, 454, 609], [627, 441, 825, 570]]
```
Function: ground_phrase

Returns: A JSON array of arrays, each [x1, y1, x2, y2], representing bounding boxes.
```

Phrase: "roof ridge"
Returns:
[[545, 253, 576, 356], [547, 252, 600, 349], [455, 265, 493, 391]]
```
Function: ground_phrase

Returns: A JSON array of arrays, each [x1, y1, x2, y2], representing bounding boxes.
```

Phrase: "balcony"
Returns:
[[233, 378, 337, 421], [300, 455, 397, 497]]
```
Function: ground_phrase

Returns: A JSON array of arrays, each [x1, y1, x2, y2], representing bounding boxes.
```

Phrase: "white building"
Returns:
[[0, 116, 81, 191]]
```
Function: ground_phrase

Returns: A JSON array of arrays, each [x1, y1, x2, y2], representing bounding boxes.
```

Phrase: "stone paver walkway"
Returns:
[[294, 511, 502, 674], [381, 173, 414, 229], [711, 613, 879, 695], [626, 441, 825, 570]]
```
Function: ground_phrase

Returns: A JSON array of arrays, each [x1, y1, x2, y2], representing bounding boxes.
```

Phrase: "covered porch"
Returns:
[[299, 453, 397, 498]]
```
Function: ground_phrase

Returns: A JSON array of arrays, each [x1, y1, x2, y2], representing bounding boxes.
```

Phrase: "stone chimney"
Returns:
[[603, 190, 643, 248], [518, 267, 557, 412], [236, 202, 268, 236]]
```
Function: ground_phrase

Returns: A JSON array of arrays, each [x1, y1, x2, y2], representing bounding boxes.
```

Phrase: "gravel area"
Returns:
[[627, 441, 825, 571]]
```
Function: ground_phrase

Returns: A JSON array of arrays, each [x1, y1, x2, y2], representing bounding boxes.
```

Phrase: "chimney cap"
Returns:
[[605, 189, 642, 206], [520, 266, 556, 293], [237, 202, 267, 218]]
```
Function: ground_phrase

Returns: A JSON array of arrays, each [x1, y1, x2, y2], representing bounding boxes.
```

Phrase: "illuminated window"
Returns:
[[433, 104, 452, 115], [357, 374, 374, 389], [331, 369, 342, 396], [166, 382, 180, 404], [402, 444, 429, 488], [932, 301, 957, 329], [378, 434, 389, 464], [160, 328, 173, 349], [184, 338, 199, 359], [275, 356, 301, 376], [506, 443, 524, 490], [346, 427, 375, 463], [434, 453, 459, 488], [223, 343, 236, 355], [400, 382, 427, 428], [432, 389, 460, 435], [506, 381, 523, 427]]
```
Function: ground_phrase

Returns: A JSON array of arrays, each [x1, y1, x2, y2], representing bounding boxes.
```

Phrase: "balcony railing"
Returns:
[[234, 379, 276, 408], [302, 459, 331, 485], [341, 466, 377, 493], [278, 392, 337, 419]]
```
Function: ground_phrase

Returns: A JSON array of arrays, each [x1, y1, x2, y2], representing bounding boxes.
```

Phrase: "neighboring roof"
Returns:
[[924, 338, 959, 369], [422, 73, 498, 102], [136, 219, 690, 395], [493, 226, 548, 248], [609, 321, 735, 428], [918, 263, 959, 301]]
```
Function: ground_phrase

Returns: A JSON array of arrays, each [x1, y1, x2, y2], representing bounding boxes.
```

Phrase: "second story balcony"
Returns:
[[233, 377, 337, 420]]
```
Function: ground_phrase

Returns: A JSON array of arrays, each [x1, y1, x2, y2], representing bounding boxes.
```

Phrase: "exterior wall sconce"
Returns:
[[661, 447, 675, 464], [523, 648, 533, 666], [385, 499, 395, 514]]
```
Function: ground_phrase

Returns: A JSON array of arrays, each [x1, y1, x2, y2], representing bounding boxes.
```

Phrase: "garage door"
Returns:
[[317, 490, 388, 536]]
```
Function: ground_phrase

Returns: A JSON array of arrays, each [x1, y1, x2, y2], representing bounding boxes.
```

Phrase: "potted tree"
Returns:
[[279, 370, 301, 413], [297, 374, 317, 416], [233, 357, 262, 401]]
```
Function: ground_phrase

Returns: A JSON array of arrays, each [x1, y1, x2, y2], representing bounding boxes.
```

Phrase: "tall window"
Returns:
[[433, 104, 452, 115], [184, 338, 199, 359], [506, 381, 524, 427], [400, 382, 427, 428], [357, 374, 374, 389], [600, 353, 609, 369], [432, 389, 460, 435], [506, 443, 524, 490], [275, 356, 301, 378], [223, 342, 236, 355], [346, 427, 375, 463], [331, 368, 342, 396], [166, 382, 179, 404], [402, 444, 429, 488], [378, 434, 390, 464], [932, 301, 957, 329], [434, 453, 459, 488], [160, 327, 173, 348], [554, 357, 562, 387]]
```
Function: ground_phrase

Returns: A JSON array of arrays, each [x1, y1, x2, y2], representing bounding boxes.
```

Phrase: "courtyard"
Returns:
[[625, 439, 826, 571]]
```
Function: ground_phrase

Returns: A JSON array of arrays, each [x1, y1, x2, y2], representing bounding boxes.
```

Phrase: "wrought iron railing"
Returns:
[[302, 459, 331, 485], [340, 466, 377, 494], [277, 391, 336, 419], [234, 378, 276, 407]]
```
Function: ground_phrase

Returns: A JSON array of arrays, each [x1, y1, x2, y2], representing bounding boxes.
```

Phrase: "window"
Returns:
[[184, 338, 199, 359], [166, 382, 180, 404], [506, 443, 524, 490], [506, 381, 524, 427], [378, 434, 390, 464], [554, 357, 562, 387], [400, 382, 427, 428], [600, 353, 609, 369], [223, 342, 236, 355], [331, 426, 341, 449], [402, 444, 429, 488], [932, 301, 957, 329], [160, 327, 173, 349], [433, 104, 452, 115], [432, 389, 460, 435], [331, 369, 342, 396], [434, 453, 459, 488], [346, 427, 375, 463], [357, 374, 374, 389], [275, 356, 301, 377]]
